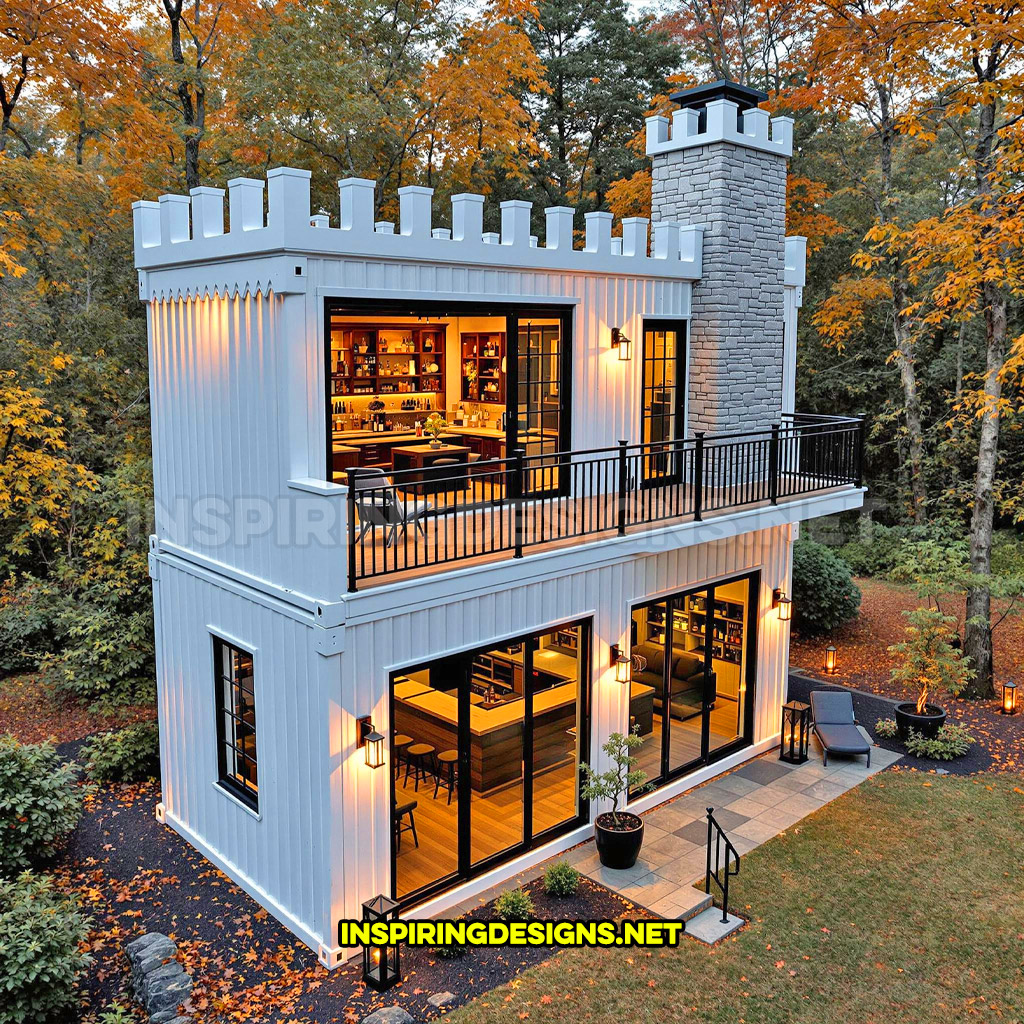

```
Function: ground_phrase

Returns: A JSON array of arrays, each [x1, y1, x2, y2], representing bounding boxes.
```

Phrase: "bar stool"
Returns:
[[405, 742, 435, 791], [433, 749, 459, 805], [392, 734, 413, 772], [394, 798, 418, 849]]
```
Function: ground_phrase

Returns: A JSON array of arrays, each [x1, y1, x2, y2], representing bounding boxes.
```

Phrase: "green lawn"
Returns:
[[450, 774, 1024, 1024]]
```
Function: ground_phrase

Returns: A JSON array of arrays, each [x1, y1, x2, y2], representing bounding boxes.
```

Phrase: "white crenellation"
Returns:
[[500, 200, 531, 248], [190, 186, 225, 237], [132, 174, 702, 280], [646, 98, 793, 158]]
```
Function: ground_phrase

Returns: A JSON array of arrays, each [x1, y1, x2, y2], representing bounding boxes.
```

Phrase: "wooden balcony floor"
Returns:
[[351, 475, 856, 590]]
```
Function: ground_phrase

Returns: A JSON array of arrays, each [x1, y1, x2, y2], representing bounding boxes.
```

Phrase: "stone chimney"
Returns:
[[647, 81, 793, 435]]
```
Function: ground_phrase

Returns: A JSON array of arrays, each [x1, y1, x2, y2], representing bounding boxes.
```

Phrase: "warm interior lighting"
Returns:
[[1001, 680, 1018, 715], [773, 588, 792, 621], [611, 643, 631, 683], [824, 644, 838, 676], [358, 716, 385, 768], [610, 327, 632, 361]]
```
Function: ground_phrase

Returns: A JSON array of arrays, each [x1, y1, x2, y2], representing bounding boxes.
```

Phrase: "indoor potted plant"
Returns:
[[424, 411, 448, 448], [579, 728, 651, 869], [888, 607, 973, 739]]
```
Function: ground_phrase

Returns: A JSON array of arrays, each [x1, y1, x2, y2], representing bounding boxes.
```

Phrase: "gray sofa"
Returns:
[[632, 642, 714, 721]]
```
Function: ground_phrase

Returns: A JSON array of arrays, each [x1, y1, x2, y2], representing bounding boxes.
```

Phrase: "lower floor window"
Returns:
[[213, 636, 259, 810]]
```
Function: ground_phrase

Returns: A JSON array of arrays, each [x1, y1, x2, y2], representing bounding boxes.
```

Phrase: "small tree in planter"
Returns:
[[579, 728, 651, 869], [888, 607, 973, 738]]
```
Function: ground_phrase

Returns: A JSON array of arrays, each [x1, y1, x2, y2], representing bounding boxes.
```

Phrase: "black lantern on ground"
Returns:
[[824, 644, 838, 676], [1001, 680, 1018, 715], [780, 700, 810, 764], [358, 716, 385, 769], [361, 893, 401, 990]]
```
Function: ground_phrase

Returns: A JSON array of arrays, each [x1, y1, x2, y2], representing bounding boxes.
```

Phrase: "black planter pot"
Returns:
[[594, 812, 645, 869], [895, 702, 947, 740]]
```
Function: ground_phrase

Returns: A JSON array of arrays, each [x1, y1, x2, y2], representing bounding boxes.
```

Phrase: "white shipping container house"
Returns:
[[133, 81, 864, 967]]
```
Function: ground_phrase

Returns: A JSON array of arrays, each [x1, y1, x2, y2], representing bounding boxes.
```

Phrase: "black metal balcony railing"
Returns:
[[346, 413, 864, 590]]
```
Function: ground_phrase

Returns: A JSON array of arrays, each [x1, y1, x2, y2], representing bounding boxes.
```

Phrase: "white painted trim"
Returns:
[[315, 286, 583, 306], [163, 809, 326, 956], [212, 780, 263, 821], [288, 477, 347, 496]]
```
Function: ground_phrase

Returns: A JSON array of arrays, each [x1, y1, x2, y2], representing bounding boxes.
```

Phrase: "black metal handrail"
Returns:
[[345, 414, 864, 589], [705, 806, 740, 923]]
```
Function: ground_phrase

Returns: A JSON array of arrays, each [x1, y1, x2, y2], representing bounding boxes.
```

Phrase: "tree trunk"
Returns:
[[962, 281, 1005, 698], [892, 261, 927, 522]]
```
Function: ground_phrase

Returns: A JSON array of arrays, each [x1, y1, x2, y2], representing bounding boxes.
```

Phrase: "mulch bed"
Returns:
[[790, 578, 1024, 773], [55, 776, 644, 1024], [787, 673, 996, 775]]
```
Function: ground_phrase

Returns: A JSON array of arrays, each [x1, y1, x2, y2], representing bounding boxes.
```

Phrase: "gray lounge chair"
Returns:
[[809, 690, 871, 768]]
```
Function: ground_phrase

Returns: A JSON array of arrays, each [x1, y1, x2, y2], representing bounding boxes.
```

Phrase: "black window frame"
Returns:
[[640, 319, 688, 485], [213, 635, 259, 812]]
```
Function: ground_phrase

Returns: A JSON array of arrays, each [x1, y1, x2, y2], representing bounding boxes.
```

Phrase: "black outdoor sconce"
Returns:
[[779, 700, 810, 764], [358, 715, 385, 769], [773, 588, 792, 622], [610, 327, 632, 361], [610, 643, 631, 684], [361, 893, 401, 990]]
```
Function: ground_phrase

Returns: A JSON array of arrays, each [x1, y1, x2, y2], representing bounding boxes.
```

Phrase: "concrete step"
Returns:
[[685, 906, 745, 944], [673, 885, 714, 922]]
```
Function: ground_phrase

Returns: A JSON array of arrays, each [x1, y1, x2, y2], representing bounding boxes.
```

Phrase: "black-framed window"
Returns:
[[213, 636, 259, 811], [641, 321, 686, 483]]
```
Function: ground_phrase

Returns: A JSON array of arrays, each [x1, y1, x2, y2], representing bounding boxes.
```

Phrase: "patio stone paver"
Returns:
[[686, 908, 745, 944], [557, 737, 901, 927]]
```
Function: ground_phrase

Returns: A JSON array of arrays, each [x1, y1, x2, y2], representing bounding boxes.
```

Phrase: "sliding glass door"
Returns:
[[390, 620, 590, 906], [629, 573, 757, 796]]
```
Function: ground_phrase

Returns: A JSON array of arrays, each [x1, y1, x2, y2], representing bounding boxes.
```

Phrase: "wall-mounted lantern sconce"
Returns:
[[610, 328, 632, 361], [824, 644, 838, 676], [610, 643, 632, 684], [358, 715, 385, 769], [773, 588, 792, 621], [1001, 680, 1018, 715]]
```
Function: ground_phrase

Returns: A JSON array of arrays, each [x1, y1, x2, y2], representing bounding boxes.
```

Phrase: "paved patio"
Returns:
[[449, 729, 901, 923], [563, 732, 902, 920]]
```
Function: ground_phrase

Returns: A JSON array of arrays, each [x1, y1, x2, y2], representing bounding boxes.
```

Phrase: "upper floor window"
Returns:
[[213, 636, 259, 811]]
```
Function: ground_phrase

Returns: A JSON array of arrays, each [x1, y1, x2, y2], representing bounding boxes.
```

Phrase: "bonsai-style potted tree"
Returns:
[[888, 607, 974, 739], [579, 728, 651, 869], [424, 411, 448, 448]]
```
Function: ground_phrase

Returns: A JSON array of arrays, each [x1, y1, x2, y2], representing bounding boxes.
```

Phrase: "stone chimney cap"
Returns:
[[669, 80, 768, 112]]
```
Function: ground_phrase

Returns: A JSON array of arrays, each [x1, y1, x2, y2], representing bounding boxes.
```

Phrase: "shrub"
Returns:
[[493, 887, 534, 921], [543, 860, 581, 898], [433, 939, 468, 960], [888, 607, 974, 709], [0, 576, 57, 676], [0, 871, 92, 1024], [791, 540, 861, 636], [874, 718, 899, 739], [905, 724, 975, 760], [837, 522, 907, 577], [0, 737, 83, 875], [82, 722, 160, 783]]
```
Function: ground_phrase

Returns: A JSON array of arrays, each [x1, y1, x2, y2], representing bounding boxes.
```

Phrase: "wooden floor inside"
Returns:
[[634, 698, 744, 782], [393, 760, 578, 900], [353, 476, 855, 588]]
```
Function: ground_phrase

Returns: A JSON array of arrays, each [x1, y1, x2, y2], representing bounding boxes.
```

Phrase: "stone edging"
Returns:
[[125, 932, 193, 1023]]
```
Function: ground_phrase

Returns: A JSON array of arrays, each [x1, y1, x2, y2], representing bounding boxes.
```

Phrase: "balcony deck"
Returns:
[[347, 415, 863, 591]]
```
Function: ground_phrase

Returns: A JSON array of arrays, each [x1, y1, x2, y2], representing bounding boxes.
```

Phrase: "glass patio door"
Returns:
[[629, 574, 756, 798]]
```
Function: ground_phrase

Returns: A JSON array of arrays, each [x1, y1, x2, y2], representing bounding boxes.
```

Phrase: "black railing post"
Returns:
[[513, 448, 526, 558], [855, 417, 866, 487], [769, 423, 780, 506], [347, 469, 359, 593], [693, 431, 705, 521], [617, 439, 628, 536]]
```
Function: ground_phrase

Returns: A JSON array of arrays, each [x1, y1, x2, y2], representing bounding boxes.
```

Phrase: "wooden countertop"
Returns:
[[334, 431, 458, 447], [447, 426, 506, 439], [392, 443, 470, 457]]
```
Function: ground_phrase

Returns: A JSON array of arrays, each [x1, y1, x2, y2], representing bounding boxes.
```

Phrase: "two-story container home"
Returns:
[[133, 81, 864, 967]]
